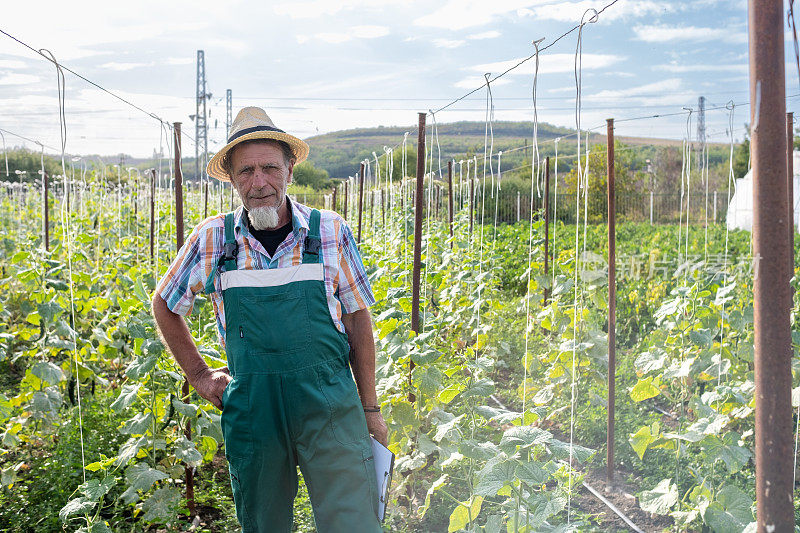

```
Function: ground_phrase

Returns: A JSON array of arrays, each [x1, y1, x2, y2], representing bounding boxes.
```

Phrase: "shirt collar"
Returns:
[[234, 196, 310, 239]]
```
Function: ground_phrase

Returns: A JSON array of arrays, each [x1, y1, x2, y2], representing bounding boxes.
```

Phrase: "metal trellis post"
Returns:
[[410, 112, 426, 404], [749, 1, 794, 529], [606, 119, 617, 488]]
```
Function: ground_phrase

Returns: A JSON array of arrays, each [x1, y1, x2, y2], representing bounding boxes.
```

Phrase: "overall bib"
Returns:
[[212, 210, 382, 533]]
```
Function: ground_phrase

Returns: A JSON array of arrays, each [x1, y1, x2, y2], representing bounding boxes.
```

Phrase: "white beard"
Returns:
[[249, 205, 280, 230]]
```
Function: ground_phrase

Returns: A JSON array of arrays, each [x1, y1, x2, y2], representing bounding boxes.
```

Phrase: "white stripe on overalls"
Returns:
[[220, 263, 324, 290]]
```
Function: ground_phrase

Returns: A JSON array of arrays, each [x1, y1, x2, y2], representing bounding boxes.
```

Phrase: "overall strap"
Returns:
[[204, 212, 238, 294], [223, 212, 238, 272], [302, 209, 322, 264]]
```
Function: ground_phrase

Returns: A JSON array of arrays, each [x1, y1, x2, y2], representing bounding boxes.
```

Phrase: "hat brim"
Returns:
[[206, 131, 309, 182]]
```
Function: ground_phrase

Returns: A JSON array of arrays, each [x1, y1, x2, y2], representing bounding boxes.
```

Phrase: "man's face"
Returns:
[[230, 141, 294, 214]]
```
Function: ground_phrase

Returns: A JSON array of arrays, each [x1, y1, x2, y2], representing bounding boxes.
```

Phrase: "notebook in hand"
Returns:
[[370, 437, 395, 522]]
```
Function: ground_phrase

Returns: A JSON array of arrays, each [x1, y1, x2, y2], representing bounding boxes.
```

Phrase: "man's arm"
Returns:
[[341, 308, 388, 446], [152, 293, 230, 409]]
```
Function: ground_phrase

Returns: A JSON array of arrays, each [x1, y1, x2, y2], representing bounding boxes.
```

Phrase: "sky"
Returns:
[[0, 0, 794, 165]]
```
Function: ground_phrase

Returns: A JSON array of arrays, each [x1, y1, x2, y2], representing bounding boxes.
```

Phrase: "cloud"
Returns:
[[654, 63, 747, 73], [164, 57, 194, 66], [633, 24, 746, 44], [414, 0, 549, 30], [468, 31, 501, 40], [433, 39, 465, 49], [518, 0, 672, 23], [274, 0, 404, 18], [0, 59, 28, 69], [468, 53, 624, 76], [587, 78, 683, 100], [100, 62, 154, 71], [0, 73, 40, 85], [298, 25, 389, 44], [453, 76, 512, 90]]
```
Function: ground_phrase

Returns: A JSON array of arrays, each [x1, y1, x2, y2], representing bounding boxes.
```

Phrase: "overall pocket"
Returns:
[[239, 287, 310, 355], [317, 362, 370, 445], [220, 377, 253, 458]]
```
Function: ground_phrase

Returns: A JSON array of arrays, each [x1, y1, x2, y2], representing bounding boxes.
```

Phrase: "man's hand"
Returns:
[[191, 366, 232, 410], [365, 411, 389, 446]]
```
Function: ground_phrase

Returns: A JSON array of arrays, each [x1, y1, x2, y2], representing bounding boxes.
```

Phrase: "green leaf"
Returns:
[[119, 412, 154, 435], [499, 426, 552, 453], [110, 384, 140, 413], [459, 439, 501, 461], [630, 376, 660, 402], [474, 405, 524, 425], [433, 414, 465, 443], [639, 478, 678, 515], [701, 433, 750, 474], [419, 475, 447, 518], [171, 397, 198, 418], [115, 436, 147, 467], [390, 400, 416, 427], [174, 437, 202, 465], [438, 383, 465, 404], [475, 459, 516, 497], [38, 300, 63, 324], [90, 521, 112, 533], [629, 423, 660, 460], [133, 278, 150, 305], [516, 459, 549, 486], [79, 477, 116, 500], [413, 365, 443, 396], [126, 463, 168, 492], [142, 487, 180, 522], [125, 355, 158, 380], [411, 347, 442, 365], [547, 439, 595, 463], [702, 485, 754, 532], [525, 491, 567, 527], [460, 378, 495, 400], [634, 349, 667, 374], [31, 361, 65, 385], [59, 497, 96, 522], [447, 496, 483, 532]]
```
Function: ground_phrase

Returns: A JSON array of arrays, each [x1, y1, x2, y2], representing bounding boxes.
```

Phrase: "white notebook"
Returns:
[[370, 437, 395, 522]]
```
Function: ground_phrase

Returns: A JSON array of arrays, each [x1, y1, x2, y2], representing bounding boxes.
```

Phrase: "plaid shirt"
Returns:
[[156, 198, 375, 348]]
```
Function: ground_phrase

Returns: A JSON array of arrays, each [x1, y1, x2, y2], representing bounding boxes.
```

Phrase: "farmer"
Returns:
[[152, 107, 386, 533]]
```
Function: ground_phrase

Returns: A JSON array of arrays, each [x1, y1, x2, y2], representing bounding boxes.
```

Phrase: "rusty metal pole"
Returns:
[[42, 171, 49, 251], [447, 160, 454, 246], [788, 112, 795, 280], [606, 119, 617, 489], [149, 169, 155, 263], [173, 122, 195, 518], [749, 2, 794, 530], [410, 113, 426, 404], [544, 157, 551, 305], [357, 163, 365, 242]]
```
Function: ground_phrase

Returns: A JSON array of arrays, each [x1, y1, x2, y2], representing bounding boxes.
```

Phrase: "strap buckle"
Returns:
[[304, 236, 321, 255], [224, 241, 238, 261]]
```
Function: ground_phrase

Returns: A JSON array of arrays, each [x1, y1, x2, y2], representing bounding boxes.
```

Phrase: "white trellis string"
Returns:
[[552, 137, 560, 284], [41, 48, 87, 484], [568, 9, 598, 522]]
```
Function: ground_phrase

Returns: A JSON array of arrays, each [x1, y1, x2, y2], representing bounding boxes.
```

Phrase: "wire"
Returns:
[[430, 0, 620, 115], [0, 28, 168, 127]]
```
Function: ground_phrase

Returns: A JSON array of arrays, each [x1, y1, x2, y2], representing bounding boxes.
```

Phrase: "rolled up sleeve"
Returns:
[[336, 222, 375, 314]]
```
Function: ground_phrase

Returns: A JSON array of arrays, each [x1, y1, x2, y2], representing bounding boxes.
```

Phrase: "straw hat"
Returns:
[[206, 107, 309, 181]]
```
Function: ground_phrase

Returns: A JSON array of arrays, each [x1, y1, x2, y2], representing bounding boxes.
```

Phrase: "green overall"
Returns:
[[211, 210, 382, 533]]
